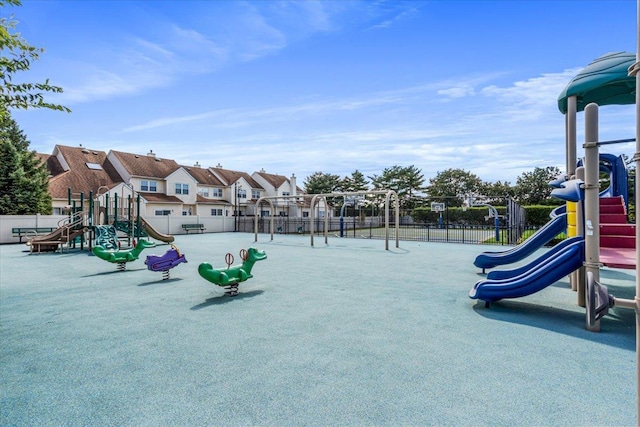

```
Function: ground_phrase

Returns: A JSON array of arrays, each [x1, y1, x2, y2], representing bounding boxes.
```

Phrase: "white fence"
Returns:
[[0, 215, 236, 244]]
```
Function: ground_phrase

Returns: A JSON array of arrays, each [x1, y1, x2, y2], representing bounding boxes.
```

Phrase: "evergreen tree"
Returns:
[[303, 171, 342, 194], [0, 111, 52, 214], [340, 170, 369, 192], [369, 165, 426, 210], [425, 168, 484, 207]]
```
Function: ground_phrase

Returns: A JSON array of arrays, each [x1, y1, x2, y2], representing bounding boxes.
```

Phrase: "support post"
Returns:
[[583, 103, 601, 328], [632, 5, 640, 421]]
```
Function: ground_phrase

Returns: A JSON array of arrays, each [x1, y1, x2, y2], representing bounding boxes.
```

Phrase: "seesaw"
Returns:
[[198, 247, 267, 296], [145, 244, 188, 280]]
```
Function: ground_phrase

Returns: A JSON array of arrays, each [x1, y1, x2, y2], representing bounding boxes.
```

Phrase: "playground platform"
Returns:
[[0, 233, 636, 426], [601, 246, 636, 269]]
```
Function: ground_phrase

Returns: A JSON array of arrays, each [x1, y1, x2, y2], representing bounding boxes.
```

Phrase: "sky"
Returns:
[[7, 0, 639, 186]]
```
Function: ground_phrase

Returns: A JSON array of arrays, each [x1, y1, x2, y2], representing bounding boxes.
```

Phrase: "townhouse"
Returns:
[[39, 144, 329, 222]]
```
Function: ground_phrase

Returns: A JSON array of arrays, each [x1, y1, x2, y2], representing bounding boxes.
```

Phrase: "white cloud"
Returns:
[[437, 85, 476, 99]]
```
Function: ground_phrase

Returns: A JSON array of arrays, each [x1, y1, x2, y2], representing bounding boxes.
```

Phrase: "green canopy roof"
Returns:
[[557, 51, 636, 114]]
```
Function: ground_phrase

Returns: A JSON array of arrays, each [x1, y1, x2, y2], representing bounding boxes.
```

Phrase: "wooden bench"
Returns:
[[12, 227, 55, 243], [181, 223, 206, 234]]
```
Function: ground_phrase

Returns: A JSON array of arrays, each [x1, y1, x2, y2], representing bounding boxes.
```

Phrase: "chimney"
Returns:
[[290, 173, 297, 197], [194, 162, 201, 168], [147, 150, 156, 157], [215, 163, 223, 168]]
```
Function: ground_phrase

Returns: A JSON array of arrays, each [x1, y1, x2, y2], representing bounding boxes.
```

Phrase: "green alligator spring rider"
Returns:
[[92, 225, 156, 271], [198, 247, 267, 296]]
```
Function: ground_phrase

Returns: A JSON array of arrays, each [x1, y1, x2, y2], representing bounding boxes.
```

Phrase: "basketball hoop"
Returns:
[[430, 202, 445, 212]]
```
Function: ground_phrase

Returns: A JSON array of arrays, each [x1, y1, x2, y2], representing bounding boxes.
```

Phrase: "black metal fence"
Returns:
[[238, 216, 545, 246]]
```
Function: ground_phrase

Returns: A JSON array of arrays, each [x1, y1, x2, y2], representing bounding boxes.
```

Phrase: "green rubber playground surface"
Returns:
[[1, 233, 637, 426]]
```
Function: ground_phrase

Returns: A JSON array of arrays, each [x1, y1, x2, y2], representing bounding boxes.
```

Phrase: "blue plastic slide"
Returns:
[[469, 238, 584, 303], [473, 212, 567, 270], [485, 236, 583, 280]]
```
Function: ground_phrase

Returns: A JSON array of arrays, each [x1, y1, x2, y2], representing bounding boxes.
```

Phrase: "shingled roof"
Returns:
[[196, 194, 231, 204], [211, 167, 262, 189], [46, 145, 123, 200], [182, 165, 225, 186], [254, 171, 289, 189], [110, 150, 181, 178], [138, 192, 183, 204]]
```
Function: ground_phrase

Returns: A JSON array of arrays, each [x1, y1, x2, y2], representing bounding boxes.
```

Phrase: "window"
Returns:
[[279, 211, 287, 217], [86, 162, 102, 170], [303, 212, 309, 218], [212, 188, 223, 197], [282, 191, 290, 197], [252, 190, 261, 199], [155, 210, 171, 216], [211, 208, 223, 216], [175, 183, 189, 195], [260, 210, 271, 217], [237, 189, 247, 199], [198, 188, 209, 198], [141, 180, 157, 192]]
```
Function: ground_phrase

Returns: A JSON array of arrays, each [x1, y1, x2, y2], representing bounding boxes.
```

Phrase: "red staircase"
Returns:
[[600, 196, 635, 248], [599, 196, 636, 269]]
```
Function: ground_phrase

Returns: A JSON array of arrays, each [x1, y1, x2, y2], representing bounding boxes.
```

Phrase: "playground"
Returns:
[[0, 232, 636, 426], [1, 31, 639, 426]]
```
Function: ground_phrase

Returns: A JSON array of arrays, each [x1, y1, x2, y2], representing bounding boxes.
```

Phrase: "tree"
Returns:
[[514, 166, 561, 205], [480, 180, 515, 206], [1, 0, 70, 117], [340, 170, 369, 193], [369, 165, 426, 209], [0, 0, 68, 214], [303, 172, 342, 194], [0, 110, 52, 214], [425, 168, 484, 207]]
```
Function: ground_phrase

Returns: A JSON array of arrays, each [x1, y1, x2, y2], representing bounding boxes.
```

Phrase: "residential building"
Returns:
[[36, 145, 333, 225], [42, 145, 122, 214], [209, 165, 263, 217]]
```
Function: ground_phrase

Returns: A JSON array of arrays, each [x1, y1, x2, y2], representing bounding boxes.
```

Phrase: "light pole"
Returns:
[[234, 182, 238, 232], [234, 182, 243, 232]]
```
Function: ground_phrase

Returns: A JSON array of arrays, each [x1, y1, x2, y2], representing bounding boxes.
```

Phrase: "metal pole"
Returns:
[[114, 193, 118, 224], [567, 96, 577, 177], [568, 95, 579, 296], [79, 192, 84, 250], [88, 191, 93, 250], [105, 193, 110, 224], [136, 194, 141, 240]]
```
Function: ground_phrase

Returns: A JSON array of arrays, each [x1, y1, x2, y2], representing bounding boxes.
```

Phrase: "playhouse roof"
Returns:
[[557, 51, 636, 114]]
